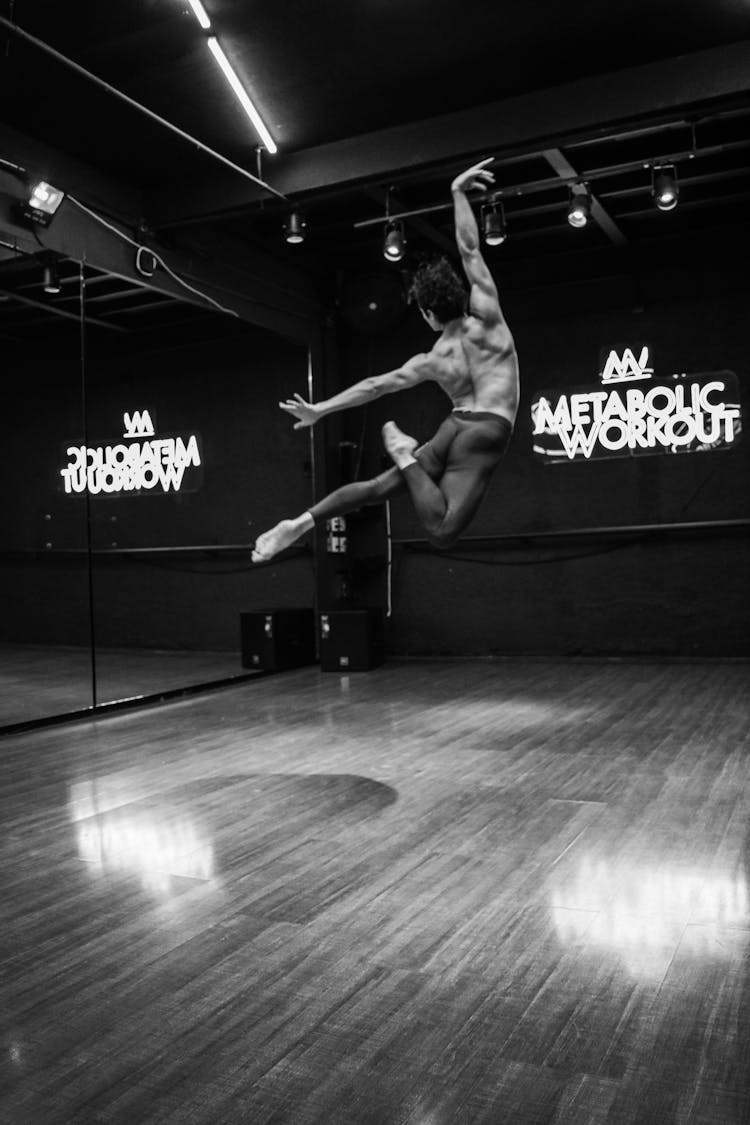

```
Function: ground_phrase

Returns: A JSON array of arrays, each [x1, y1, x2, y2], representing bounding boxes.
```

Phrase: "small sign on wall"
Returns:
[[60, 408, 204, 496], [531, 345, 742, 463]]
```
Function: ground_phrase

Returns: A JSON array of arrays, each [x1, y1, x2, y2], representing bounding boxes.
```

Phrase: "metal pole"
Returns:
[[79, 261, 99, 709]]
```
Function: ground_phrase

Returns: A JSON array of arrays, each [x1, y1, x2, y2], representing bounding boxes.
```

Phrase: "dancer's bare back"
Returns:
[[409, 306, 518, 424]]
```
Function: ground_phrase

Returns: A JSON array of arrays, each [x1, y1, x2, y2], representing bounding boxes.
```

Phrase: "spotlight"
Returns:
[[22, 181, 65, 227], [43, 265, 61, 295], [567, 186, 591, 229], [482, 200, 507, 246], [283, 211, 306, 244], [653, 165, 679, 212], [383, 220, 406, 262]]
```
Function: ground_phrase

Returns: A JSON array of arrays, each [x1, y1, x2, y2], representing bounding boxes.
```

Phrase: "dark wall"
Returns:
[[334, 253, 750, 655], [0, 319, 316, 650]]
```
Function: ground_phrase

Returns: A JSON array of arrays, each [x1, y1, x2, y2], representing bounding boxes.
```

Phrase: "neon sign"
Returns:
[[60, 408, 203, 496], [532, 344, 742, 462]]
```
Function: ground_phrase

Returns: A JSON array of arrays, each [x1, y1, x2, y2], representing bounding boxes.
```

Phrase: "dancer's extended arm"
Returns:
[[279, 352, 434, 429]]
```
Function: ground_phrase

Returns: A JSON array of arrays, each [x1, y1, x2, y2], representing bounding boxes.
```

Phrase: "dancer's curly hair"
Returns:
[[409, 257, 467, 323]]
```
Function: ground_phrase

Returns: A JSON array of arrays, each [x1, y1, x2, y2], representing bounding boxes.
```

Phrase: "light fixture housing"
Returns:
[[567, 185, 592, 229], [383, 220, 406, 262], [43, 265, 61, 295], [283, 211, 306, 244], [653, 165, 679, 212], [23, 181, 66, 227], [206, 37, 277, 154], [482, 200, 507, 246]]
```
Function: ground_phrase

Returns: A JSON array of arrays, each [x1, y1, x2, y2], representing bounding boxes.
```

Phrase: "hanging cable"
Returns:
[[67, 195, 239, 317]]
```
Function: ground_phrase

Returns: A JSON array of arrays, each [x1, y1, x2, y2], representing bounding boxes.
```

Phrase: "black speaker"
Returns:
[[240, 608, 316, 671], [319, 608, 385, 672]]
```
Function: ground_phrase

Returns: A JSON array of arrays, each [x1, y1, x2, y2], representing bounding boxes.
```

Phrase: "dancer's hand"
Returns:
[[279, 394, 319, 429], [451, 158, 495, 194]]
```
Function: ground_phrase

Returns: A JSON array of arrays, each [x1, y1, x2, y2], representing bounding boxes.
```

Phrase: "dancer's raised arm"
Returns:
[[450, 159, 503, 325], [279, 351, 434, 429]]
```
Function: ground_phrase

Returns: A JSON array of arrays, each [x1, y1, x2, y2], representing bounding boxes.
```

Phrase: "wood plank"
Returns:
[[1, 658, 749, 1122]]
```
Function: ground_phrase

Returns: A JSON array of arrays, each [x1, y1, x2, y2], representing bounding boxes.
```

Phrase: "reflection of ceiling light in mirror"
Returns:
[[567, 186, 591, 229], [43, 265, 61, 294]]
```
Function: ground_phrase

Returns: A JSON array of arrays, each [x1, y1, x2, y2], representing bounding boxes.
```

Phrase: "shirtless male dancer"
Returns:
[[252, 158, 519, 561]]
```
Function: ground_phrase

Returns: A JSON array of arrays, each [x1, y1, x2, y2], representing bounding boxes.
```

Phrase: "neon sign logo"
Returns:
[[123, 409, 156, 438], [532, 345, 742, 463], [600, 345, 653, 383], [60, 408, 203, 496]]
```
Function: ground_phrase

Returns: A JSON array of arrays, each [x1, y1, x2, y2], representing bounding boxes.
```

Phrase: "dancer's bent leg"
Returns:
[[382, 416, 510, 549]]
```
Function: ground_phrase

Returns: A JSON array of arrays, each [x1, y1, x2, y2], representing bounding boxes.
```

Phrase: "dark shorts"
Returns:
[[417, 410, 514, 477]]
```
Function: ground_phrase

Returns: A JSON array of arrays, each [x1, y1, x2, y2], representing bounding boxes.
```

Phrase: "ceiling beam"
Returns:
[[0, 286, 126, 331], [147, 40, 750, 229], [542, 148, 627, 245], [0, 125, 322, 342]]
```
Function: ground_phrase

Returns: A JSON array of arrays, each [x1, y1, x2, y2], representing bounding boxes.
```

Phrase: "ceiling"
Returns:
[[2, 0, 750, 313], [4, 1, 750, 169]]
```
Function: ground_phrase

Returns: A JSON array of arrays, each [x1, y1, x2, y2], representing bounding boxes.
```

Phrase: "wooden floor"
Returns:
[[0, 645, 247, 727], [1, 659, 749, 1124]]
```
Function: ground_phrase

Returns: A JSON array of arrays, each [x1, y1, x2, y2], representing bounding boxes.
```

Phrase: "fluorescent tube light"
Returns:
[[187, 0, 211, 30], [207, 37, 277, 154]]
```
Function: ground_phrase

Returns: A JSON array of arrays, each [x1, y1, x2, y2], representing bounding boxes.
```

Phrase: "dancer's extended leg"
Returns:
[[252, 460, 430, 563], [251, 513, 315, 562]]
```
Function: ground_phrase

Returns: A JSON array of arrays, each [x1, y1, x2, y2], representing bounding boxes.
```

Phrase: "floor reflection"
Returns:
[[68, 779, 214, 895], [552, 854, 749, 976]]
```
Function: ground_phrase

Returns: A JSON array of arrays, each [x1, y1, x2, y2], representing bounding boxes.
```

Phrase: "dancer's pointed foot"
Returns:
[[252, 519, 301, 563], [382, 420, 419, 469]]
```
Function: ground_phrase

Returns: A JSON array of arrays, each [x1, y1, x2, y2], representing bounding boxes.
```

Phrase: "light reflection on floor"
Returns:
[[552, 854, 749, 977], [68, 779, 214, 895]]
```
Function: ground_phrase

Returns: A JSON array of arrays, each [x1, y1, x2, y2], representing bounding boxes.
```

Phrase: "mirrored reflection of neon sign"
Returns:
[[532, 344, 742, 462], [552, 855, 748, 976], [60, 408, 203, 496], [69, 780, 214, 896]]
